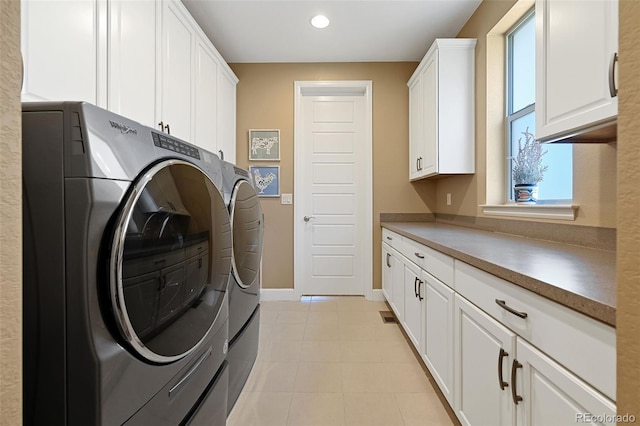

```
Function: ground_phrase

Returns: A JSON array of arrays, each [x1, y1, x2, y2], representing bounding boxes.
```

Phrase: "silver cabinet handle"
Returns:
[[303, 216, 315, 222], [609, 52, 618, 98], [218, 150, 224, 160], [386, 253, 391, 268]]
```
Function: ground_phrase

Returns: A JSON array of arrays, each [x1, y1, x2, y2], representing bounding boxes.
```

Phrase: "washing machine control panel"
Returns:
[[152, 132, 201, 160]]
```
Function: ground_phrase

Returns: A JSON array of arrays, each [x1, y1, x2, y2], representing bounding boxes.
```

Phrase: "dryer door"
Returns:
[[111, 159, 231, 363], [230, 180, 264, 289]]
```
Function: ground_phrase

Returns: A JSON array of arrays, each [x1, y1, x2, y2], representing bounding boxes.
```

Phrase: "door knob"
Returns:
[[303, 216, 315, 222]]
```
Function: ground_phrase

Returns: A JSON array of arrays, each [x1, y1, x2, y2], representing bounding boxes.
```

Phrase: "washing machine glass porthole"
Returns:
[[230, 180, 264, 289], [110, 160, 232, 364]]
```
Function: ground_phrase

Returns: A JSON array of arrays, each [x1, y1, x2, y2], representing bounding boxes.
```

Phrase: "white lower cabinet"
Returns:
[[515, 339, 616, 426], [382, 242, 404, 322], [382, 244, 393, 304], [454, 295, 516, 426], [380, 228, 616, 426], [423, 273, 455, 405], [403, 260, 423, 350]]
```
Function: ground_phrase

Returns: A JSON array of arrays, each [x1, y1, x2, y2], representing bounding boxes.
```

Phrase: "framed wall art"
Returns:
[[249, 165, 280, 197], [249, 129, 280, 161]]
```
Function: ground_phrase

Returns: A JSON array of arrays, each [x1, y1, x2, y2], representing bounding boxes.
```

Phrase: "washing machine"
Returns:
[[220, 161, 264, 414], [22, 102, 232, 425]]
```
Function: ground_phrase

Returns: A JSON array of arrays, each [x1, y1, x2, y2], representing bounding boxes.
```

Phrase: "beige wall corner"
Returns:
[[617, 0, 640, 418], [0, 0, 23, 424]]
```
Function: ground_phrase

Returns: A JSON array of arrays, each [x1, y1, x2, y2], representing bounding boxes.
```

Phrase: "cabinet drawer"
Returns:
[[382, 228, 402, 251], [401, 237, 454, 287], [454, 260, 616, 402]]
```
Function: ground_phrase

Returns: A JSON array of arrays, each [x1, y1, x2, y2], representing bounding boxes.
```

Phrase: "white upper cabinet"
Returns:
[[407, 39, 476, 180], [535, 0, 618, 143], [108, 0, 157, 127], [21, 0, 107, 106], [193, 39, 220, 153], [22, 0, 238, 161], [217, 68, 238, 164], [159, 1, 195, 142]]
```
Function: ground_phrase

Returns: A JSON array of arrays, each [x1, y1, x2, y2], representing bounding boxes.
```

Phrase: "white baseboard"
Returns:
[[260, 288, 299, 301], [260, 288, 386, 302], [369, 289, 386, 302]]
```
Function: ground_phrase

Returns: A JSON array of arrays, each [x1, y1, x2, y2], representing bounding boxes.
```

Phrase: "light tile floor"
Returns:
[[227, 296, 454, 426]]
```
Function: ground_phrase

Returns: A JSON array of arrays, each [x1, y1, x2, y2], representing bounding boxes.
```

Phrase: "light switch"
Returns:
[[281, 193, 293, 205]]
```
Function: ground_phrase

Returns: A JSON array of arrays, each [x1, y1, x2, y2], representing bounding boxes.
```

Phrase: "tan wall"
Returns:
[[617, 0, 640, 418], [0, 0, 23, 424], [434, 0, 617, 228], [230, 62, 435, 290]]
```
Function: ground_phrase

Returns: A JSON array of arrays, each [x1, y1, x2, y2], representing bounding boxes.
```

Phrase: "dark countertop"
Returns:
[[381, 222, 616, 327]]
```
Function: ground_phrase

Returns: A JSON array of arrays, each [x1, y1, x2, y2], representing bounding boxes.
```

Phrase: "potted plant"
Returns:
[[510, 127, 548, 204]]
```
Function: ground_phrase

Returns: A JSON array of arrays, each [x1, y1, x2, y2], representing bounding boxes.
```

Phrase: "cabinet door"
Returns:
[[535, 0, 618, 142], [108, 0, 157, 127], [408, 76, 425, 180], [423, 272, 454, 405], [160, 0, 194, 142], [193, 39, 219, 151], [218, 69, 238, 163], [381, 244, 393, 303], [420, 53, 438, 177], [21, 0, 107, 105], [454, 295, 516, 426], [515, 339, 616, 426], [403, 260, 423, 350], [390, 249, 404, 322]]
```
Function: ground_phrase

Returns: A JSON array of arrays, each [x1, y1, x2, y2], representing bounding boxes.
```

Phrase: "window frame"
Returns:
[[505, 9, 536, 203]]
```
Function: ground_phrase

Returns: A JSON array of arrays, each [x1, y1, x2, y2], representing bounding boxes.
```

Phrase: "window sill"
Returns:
[[481, 204, 579, 221]]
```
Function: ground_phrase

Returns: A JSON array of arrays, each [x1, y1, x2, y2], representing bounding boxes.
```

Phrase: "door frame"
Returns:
[[293, 80, 373, 300]]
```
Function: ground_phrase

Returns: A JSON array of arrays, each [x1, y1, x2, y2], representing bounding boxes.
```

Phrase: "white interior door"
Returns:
[[294, 82, 372, 297]]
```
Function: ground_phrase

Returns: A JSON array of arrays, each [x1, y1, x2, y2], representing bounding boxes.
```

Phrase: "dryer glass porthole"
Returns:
[[230, 180, 264, 289], [111, 160, 232, 363]]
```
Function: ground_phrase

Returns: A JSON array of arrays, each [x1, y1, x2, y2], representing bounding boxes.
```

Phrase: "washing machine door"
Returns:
[[230, 180, 264, 289], [110, 159, 231, 363]]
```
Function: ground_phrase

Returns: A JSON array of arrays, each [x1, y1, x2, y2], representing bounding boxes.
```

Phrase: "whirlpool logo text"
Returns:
[[109, 120, 138, 135]]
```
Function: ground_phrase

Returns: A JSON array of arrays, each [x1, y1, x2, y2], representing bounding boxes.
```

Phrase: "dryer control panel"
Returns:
[[152, 132, 201, 160]]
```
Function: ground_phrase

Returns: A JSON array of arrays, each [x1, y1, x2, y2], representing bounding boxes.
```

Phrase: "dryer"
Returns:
[[221, 161, 264, 414], [22, 102, 232, 425]]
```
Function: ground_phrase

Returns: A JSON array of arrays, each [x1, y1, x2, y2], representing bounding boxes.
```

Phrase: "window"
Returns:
[[506, 12, 572, 202]]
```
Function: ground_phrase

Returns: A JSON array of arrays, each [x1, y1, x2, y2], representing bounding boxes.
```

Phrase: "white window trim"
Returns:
[[481, 204, 578, 221]]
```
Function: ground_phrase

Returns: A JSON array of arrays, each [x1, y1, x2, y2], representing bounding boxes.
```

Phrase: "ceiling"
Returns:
[[181, 0, 482, 63]]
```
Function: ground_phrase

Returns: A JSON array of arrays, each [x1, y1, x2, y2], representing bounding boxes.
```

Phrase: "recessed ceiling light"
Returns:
[[311, 15, 330, 29]]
